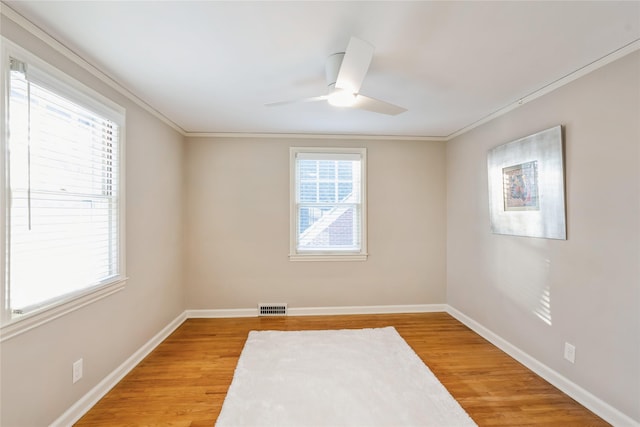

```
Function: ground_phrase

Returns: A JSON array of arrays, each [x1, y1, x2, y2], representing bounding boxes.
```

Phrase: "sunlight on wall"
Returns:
[[533, 283, 552, 325], [488, 238, 553, 326]]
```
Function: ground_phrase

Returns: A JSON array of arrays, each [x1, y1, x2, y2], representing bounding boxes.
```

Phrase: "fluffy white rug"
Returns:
[[216, 327, 476, 426]]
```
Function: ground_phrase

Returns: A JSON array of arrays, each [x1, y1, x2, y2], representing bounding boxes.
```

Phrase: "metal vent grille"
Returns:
[[258, 303, 288, 316]]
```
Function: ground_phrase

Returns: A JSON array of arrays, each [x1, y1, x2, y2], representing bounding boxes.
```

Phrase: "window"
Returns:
[[1, 41, 126, 334], [290, 147, 367, 261]]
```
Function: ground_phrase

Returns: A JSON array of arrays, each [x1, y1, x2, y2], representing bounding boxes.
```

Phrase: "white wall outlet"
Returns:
[[72, 358, 83, 383], [564, 342, 576, 363]]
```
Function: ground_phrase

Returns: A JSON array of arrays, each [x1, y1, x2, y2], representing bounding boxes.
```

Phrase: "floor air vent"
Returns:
[[258, 303, 288, 316]]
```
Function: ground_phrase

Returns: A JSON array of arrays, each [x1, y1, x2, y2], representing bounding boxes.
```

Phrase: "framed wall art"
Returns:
[[487, 125, 566, 239]]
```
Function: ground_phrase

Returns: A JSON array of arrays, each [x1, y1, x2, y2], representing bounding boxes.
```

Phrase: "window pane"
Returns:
[[9, 193, 116, 310], [318, 182, 336, 203], [338, 182, 353, 201], [299, 182, 317, 203], [6, 58, 121, 316], [337, 161, 353, 180], [318, 160, 335, 179], [298, 160, 317, 180], [298, 205, 359, 250], [293, 148, 365, 255], [298, 206, 323, 235]]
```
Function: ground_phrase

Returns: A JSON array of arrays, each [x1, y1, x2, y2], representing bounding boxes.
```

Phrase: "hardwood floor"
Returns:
[[75, 313, 608, 426]]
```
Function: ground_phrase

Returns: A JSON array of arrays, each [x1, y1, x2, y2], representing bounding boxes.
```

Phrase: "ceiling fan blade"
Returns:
[[335, 37, 374, 94], [353, 94, 407, 116], [265, 95, 327, 107]]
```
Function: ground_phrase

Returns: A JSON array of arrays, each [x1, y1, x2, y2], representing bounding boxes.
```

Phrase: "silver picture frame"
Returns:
[[487, 125, 566, 239]]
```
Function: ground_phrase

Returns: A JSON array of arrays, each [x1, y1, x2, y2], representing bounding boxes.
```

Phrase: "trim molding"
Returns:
[[0, 3, 186, 136], [288, 304, 446, 316], [50, 304, 638, 427], [186, 304, 446, 319], [185, 308, 258, 318], [50, 311, 187, 427], [446, 306, 640, 427], [50, 304, 437, 423], [185, 132, 443, 142], [0, 281, 126, 343], [183, 40, 640, 142], [446, 39, 640, 140], [2, 3, 638, 141]]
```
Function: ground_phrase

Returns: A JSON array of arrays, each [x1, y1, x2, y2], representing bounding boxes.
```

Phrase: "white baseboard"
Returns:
[[53, 304, 637, 427], [50, 311, 187, 427], [446, 306, 639, 427], [51, 304, 442, 424], [185, 308, 257, 318], [287, 304, 446, 316], [186, 304, 446, 318], [52, 303, 442, 425]]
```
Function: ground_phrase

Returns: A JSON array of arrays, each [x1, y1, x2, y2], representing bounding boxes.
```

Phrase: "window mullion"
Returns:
[[315, 162, 320, 203], [333, 160, 340, 206]]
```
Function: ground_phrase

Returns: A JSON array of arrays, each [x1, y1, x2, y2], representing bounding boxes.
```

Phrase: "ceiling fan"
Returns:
[[266, 37, 407, 116]]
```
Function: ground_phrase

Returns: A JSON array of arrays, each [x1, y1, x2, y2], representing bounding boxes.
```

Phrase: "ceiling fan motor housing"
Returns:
[[267, 36, 405, 115]]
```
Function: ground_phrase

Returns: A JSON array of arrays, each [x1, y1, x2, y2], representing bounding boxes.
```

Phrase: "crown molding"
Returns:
[[186, 38, 640, 142], [3, 2, 638, 142], [446, 38, 640, 141], [184, 131, 444, 142], [0, 2, 186, 136]]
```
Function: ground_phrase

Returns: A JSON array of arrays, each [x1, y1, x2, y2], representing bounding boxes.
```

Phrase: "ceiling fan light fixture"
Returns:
[[266, 36, 406, 115], [328, 89, 357, 107]]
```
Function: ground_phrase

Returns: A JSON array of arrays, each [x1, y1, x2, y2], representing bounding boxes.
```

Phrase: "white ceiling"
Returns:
[[4, 1, 640, 138]]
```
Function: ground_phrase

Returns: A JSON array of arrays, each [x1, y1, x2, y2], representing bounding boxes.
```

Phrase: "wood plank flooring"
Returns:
[[75, 313, 608, 426]]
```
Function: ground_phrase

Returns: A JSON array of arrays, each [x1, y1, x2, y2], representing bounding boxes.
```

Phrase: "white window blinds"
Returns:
[[5, 57, 123, 316], [291, 148, 367, 259]]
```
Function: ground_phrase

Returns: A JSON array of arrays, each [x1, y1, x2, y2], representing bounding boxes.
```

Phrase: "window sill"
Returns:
[[0, 278, 127, 342], [289, 253, 368, 262]]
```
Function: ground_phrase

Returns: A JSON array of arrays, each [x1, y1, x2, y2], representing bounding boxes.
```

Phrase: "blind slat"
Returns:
[[7, 57, 122, 314]]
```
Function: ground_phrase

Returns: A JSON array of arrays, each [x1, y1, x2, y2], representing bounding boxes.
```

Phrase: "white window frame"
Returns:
[[289, 147, 367, 262], [0, 38, 127, 341]]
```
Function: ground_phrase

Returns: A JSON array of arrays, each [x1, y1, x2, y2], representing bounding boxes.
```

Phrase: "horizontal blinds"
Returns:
[[295, 155, 362, 252], [7, 58, 120, 314], [20, 57, 123, 123], [296, 152, 361, 161]]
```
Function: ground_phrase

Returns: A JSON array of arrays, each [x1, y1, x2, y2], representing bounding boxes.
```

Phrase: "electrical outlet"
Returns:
[[564, 343, 576, 363], [72, 358, 83, 383]]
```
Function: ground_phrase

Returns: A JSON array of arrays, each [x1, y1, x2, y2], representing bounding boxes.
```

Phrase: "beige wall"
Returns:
[[0, 15, 185, 426], [3, 6, 639, 425], [446, 52, 640, 421], [184, 137, 446, 309]]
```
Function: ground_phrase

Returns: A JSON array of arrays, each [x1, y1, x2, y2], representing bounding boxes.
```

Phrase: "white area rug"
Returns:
[[216, 327, 476, 426]]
